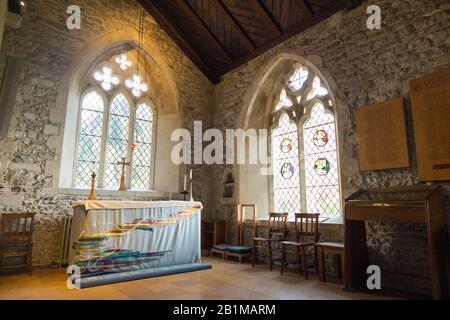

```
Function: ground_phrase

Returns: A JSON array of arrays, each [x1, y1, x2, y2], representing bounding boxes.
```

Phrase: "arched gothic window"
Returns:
[[271, 64, 341, 217], [74, 51, 155, 191]]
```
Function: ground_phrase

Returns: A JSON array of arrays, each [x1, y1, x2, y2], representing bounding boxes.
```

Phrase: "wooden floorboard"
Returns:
[[0, 257, 400, 300]]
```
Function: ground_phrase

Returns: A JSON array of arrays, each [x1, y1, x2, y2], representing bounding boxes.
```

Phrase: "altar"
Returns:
[[68, 200, 211, 288]]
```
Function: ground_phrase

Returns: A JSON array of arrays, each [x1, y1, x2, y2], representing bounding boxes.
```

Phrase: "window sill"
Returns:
[[57, 188, 181, 199], [317, 216, 343, 225], [243, 216, 343, 226]]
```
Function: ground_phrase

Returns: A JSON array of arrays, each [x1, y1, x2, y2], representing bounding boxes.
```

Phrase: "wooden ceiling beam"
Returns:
[[210, 0, 256, 51], [177, 0, 233, 63], [248, 0, 282, 35], [295, 0, 313, 18], [342, 0, 362, 9], [138, 0, 219, 84], [218, 1, 346, 76]]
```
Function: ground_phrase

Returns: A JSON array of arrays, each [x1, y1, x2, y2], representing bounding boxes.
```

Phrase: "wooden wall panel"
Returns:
[[410, 68, 450, 181], [356, 97, 410, 171]]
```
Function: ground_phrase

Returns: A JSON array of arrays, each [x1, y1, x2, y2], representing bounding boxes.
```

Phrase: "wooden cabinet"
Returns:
[[201, 220, 226, 255]]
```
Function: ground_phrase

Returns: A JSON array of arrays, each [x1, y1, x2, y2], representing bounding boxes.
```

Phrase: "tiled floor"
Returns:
[[0, 257, 398, 300]]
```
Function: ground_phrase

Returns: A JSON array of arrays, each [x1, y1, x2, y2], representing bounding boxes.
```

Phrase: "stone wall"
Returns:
[[1, 0, 449, 297], [0, 0, 213, 265], [209, 0, 450, 295]]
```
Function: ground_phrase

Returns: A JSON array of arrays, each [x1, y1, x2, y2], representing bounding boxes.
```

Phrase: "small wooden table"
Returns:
[[315, 242, 345, 283]]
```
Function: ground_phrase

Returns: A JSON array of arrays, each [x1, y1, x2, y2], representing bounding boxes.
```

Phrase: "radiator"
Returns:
[[58, 215, 73, 268]]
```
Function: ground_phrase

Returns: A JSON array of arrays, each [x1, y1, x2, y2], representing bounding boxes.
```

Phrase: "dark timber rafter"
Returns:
[[219, 1, 348, 75], [139, 0, 362, 84], [294, 0, 313, 18], [138, 0, 219, 83], [209, 0, 256, 51], [177, 0, 233, 63], [249, 0, 282, 35]]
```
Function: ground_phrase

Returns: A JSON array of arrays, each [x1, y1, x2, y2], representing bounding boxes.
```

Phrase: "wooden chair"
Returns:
[[280, 213, 320, 279], [210, 205, 233, 259], [0, 213, 36, 275], [252, 212, 288, 271], [225, 204, 256, 263]]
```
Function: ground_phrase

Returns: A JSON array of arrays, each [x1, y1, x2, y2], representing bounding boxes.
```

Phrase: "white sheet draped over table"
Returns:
[[69, 201, 203, 278]]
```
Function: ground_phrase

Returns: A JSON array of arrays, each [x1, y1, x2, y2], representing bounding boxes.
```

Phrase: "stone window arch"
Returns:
[[73, 49, 157, 191]]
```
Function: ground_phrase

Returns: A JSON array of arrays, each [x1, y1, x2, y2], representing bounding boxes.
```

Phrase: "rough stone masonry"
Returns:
[[0, 0, 449, 296], [208, 0, 450, 295], [0, 0, 213, 266]]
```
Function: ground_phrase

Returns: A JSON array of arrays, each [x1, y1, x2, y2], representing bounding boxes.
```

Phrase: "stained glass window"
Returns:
[[131, 102, 153, 190], [272, 113, 301, 215], [275, 89, 293, 111], [303, 103, 340, 215], [306, 76, 329, 101], [75, 91, 104, 188], [271, 65, 341, 217], [288, 66, 309, 92]]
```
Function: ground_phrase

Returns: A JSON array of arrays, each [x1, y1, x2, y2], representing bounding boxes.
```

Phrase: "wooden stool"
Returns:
[[315, 242, 344, 283]]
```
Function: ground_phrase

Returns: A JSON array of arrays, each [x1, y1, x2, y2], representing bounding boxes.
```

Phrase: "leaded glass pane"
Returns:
[[288, 66, 309, 91], [272, 113, 301, 217], [275, 89, 293, 111], [131, 103, 153, 190], [131, 166, 151, 190], [303, 102, 341, 216], [104, 93, 130, 189], [306, 76, 329, 101], [75, 91, 104, 188]]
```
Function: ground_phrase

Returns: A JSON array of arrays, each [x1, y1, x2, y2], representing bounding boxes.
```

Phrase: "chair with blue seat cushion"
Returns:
[[210, 206, 234, 259], [224, 204, 257, 263], [214, 244, 232, 251], [211, 244, 231, 259], [226, 246, 252, 254]]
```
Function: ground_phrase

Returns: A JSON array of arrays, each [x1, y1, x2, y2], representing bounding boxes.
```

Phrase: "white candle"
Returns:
[[184, 174, 187, 191], [190, 169, 193, 180]]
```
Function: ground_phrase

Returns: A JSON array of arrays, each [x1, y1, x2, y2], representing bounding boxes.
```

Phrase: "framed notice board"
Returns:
[[410, 68, 450, 181], [356, 97, 410, 171]]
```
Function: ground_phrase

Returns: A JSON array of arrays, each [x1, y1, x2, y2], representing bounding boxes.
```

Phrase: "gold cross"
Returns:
[[117, 157, 130, 191]]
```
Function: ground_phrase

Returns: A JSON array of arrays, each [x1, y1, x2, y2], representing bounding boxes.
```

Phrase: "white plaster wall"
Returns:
[[154, 113, 179, 193]]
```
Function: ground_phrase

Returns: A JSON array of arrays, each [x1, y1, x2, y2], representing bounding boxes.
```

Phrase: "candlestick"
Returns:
[[117, 157, 131, 192], [180, 191, 189, 201], [189, 170, 193, 202], [88, 171, 97, 200]]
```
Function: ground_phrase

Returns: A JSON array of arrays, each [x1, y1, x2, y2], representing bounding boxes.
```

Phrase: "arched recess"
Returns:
[[52, 30, 181, 193], [236, 51, 354, 219]]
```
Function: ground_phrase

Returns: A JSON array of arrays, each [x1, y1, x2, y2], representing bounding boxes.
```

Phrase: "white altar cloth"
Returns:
[[68, 201, 203, 279]]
